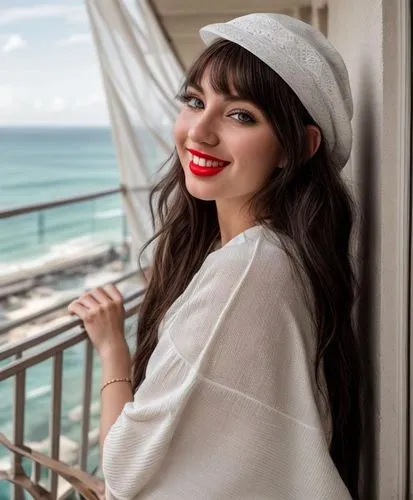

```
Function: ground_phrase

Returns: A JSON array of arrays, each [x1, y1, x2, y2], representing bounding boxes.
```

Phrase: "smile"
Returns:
[[186, 148, 231, 168]]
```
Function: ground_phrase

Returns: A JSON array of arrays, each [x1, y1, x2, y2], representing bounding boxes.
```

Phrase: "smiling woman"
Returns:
[[174, 71, 284, 194], [74, 12, 362, 500]]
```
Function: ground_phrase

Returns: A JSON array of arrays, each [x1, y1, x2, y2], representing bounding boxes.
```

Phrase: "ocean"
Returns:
[[0, 126, 167, 264], [0, 126, 165, 497]]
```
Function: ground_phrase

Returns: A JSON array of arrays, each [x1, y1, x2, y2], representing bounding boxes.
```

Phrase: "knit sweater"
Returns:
[[103, 225, 352, 499]]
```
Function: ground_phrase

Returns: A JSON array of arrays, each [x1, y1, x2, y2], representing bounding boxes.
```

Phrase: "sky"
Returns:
[[0, 0, 111, 125]]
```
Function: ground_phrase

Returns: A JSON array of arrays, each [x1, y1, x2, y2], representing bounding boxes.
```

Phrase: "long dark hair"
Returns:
[[131, 39, 362, 499]]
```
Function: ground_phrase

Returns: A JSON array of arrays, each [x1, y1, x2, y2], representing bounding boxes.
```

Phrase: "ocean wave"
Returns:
[[0, 234, 115, 276], [26, 384, 51, 401], [94, 209, 123, 219], [4, 180, 65, 190]]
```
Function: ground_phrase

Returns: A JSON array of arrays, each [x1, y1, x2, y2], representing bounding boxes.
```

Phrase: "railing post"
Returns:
[[79, 339, 94, 471], [12, 352, 25, 500], [38, 211, 44, 244], [0, 285, 144, 498], [49, 352, 63, 497]]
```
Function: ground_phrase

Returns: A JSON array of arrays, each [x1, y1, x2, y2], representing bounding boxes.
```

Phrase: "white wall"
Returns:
[[327, 0, 410, 498]]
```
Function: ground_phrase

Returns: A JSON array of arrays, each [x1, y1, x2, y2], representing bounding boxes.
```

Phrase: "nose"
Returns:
[[187, 113, 219, 147]]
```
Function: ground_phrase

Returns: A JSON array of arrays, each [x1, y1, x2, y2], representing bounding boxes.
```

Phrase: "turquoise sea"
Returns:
[[0, 126, 166, 498], [0, 126, 166, 264]]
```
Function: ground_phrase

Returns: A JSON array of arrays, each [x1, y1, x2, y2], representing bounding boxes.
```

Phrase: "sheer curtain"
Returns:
[[85, 0, 184, 266]]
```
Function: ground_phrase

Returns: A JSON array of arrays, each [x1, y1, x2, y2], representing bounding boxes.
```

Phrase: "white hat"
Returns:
[[199, 13, 353, 170]]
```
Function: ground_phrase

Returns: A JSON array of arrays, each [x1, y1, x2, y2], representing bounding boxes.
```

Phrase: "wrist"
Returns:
[[99, 343, 131, 376], [100, 376, 132, 395], [99, 341, 130, 362]]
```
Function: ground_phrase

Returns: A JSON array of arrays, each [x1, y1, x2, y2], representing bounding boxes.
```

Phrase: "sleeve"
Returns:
[[102, 339, 200, 499], [102, 242, 335, 499], [102, 246, 256, 499]]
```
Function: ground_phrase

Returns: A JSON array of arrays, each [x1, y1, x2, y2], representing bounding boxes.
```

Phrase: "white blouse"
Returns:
[[103, 225, 352, 499]]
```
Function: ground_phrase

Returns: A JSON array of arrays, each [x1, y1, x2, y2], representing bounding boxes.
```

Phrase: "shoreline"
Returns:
[[0, 238, 129, 289], [0, 242, 144, 345]]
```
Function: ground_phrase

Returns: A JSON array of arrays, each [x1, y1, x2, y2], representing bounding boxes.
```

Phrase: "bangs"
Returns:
[[181, 39, 316, 132], [184, 40, 270, 108]]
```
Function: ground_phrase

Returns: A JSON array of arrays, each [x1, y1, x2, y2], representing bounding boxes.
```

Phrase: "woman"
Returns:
[[68, 13, 362, 500]]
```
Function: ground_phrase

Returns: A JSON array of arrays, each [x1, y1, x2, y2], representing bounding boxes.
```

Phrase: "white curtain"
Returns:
[[84, 0, 184, 266]]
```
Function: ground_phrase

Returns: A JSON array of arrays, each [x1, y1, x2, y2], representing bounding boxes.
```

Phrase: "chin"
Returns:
[[184, 179, 218, 202], [186, 188, 217, 202]]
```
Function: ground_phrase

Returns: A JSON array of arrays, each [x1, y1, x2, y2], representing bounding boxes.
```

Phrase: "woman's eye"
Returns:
[[186, 96, 204, 109], [230, 111, 255, 124], [176, 93, 204, 109]]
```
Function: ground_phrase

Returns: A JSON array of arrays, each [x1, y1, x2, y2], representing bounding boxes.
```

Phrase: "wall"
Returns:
[[327, 0, 410, 498]]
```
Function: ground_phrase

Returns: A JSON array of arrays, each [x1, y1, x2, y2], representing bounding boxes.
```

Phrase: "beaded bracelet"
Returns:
[[100, 377, 132, 394]]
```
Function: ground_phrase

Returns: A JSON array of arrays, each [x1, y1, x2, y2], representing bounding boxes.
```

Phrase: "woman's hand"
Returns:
[[67, 284, 128, 360]]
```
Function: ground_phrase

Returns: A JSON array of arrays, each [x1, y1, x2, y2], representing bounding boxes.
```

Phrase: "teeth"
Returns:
[[191, 154, 227, 168]]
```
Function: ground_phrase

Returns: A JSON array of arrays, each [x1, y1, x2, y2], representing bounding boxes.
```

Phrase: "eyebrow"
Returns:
[[187, 82, 254, 104]]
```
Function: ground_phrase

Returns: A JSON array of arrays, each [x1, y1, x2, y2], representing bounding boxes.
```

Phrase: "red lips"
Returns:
[[187, 148, 230, 165]]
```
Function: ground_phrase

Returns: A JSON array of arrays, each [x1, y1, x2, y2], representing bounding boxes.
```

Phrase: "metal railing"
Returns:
[[0, 268, 149, 499], [0, 184, 151, 220], [0, 268, 143, 345], [0, 187, 124, 221], [0, 188, 127, 267], [0, 185, 153, 498], [0, 185, 152, 292]]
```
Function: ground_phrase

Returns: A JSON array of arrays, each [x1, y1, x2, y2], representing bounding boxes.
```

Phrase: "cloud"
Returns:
[[0, 5, 87, 25], [73, 93, 105, 109], [56, 33, 92, 46], [33, 99, 44, 110], [50, 97, 67, 112], [0, 86, 13, 109], [2, 34, 27, 53]]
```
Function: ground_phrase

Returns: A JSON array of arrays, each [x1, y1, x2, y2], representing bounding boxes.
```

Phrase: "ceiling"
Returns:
[[149, 0, 315, 70]]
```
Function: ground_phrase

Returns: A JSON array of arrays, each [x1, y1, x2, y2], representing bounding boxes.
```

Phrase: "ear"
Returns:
[[305, 125, 322, 160]]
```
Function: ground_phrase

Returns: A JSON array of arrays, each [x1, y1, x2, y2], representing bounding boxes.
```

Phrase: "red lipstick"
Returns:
[[186, 148, 230, 177]]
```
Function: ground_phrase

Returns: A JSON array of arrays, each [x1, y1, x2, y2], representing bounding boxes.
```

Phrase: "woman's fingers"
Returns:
[[88, 287, 112, 303], [67, 301, 89, 318], [78, 295, 100, 309], [68, 287, 121, 318], [67, 292, 99, 319], [67, 284, 126, 357], [102, 284, 124, 305], [84, 285, 123, 307]]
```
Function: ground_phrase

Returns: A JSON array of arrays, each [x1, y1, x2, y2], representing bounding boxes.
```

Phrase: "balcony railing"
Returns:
[[0, 186, 152, 499], [0, 269, 147, 499], [0, 184, 151, 290]]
